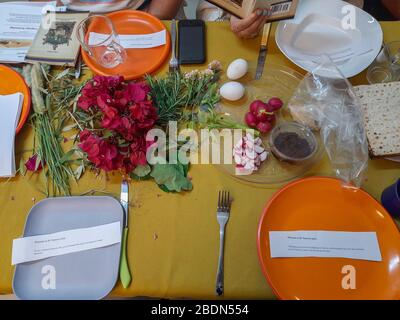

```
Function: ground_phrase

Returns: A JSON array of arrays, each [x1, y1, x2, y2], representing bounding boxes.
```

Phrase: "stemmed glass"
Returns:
[[76, 15, 127, 69]]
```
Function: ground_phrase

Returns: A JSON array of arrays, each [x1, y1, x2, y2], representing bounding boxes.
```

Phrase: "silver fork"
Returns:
[[215, 190, 231, 296], [169, 19, 179, 73]]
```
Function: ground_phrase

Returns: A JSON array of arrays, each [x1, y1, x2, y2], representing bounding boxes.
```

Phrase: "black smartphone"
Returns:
[[178, 20, 206, 65]]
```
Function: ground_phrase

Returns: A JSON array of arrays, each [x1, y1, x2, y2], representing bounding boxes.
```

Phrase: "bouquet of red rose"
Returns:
[[77, 76, 158, 174]]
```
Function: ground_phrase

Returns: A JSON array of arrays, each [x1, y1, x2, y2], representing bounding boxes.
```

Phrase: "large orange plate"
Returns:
[[0, 65, 31, 134], [257, 177, 400, 300], [82, 10, 171, 80]]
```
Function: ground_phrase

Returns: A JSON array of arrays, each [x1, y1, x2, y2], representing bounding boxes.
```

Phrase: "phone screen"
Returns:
[[178, 21, 205, 64]]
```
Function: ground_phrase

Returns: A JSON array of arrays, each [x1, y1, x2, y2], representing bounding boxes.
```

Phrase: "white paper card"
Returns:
[[0, 93, 23, 177], [12, 222, 121, 265], [269, 231, 382, 261], [0, 2, 52, 62], [88, 30, 166, 49]]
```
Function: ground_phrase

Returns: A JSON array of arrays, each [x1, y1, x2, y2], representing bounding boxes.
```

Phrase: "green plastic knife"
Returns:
[[120, 180, 131, 288]]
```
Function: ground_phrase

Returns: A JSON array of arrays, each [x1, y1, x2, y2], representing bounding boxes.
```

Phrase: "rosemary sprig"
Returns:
[[146, 69, 221, 128], [145, 72, 186, 126]]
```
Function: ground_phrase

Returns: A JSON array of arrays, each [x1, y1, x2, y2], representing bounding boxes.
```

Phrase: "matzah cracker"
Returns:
[[354, 82, 400, 158]]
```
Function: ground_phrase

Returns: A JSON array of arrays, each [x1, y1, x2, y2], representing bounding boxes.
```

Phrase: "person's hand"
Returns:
[[230, 10, 269, 39]]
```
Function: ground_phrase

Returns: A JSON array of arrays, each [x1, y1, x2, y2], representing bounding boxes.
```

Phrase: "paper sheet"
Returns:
[[269, 231, 382, 261], [0, 93, 23, 177], [0, 2, 60, 63], [88, 30, 167, 49], [12, 222, 121, 265]]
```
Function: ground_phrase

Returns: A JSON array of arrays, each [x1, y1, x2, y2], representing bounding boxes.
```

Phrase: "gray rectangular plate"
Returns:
[[13, 196, 124, 300]]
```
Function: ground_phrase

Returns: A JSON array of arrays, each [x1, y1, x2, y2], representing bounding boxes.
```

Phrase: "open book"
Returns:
[[207, 0, 299, 20]]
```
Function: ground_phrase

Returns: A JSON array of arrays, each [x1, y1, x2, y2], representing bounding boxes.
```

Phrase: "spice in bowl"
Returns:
[[269, 122, 317, 163]]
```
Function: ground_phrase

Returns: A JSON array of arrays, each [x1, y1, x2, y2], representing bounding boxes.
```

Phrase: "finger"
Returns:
[[255, 15, 270, 34], [236, 15, 267, 39], [230, 10, 262, 33], [236, 16, 265, 38]]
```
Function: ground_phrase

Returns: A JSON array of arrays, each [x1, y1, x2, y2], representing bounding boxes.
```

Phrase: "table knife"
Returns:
[[255, 23, 271, 80], [120, 180, 132, 288], [75, 53, 82, 79]]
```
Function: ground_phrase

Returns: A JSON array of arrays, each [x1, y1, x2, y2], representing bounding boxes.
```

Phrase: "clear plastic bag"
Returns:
[[288, 58, 369, 188]]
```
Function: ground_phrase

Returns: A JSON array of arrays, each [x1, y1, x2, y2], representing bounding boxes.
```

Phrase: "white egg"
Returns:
[[227, 58, 248, 80], [220, 82, 245, 101]]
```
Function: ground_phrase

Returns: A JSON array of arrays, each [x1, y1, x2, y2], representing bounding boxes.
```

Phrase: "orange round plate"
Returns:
[[0, 65, 31, 134], [82, 10, 171, 80], [257, 177, 400, 300]]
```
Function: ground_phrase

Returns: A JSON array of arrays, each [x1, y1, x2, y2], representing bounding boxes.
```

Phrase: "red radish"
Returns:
[[250, 100, 266, 115], [268, 97, 283, 111], [265, 114, 276, 124], [255, 104, 273, 122], [246, 97, 283, 134], [245, 112, 258, 127], [256, 121, 272, 133], [264, 103, 275, 113]]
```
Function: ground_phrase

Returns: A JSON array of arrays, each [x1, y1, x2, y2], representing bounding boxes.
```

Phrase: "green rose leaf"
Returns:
[[133, 164, 151, 178], [150, 162, 192, 193]]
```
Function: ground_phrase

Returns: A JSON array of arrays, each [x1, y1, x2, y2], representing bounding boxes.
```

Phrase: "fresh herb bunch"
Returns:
[[145, 71, 185, 126], [22, 64, 86, 196], [145, 61, 222, 128]]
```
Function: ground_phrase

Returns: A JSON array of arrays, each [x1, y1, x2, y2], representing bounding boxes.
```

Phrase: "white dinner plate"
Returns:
[[276, 0, 383, 78]]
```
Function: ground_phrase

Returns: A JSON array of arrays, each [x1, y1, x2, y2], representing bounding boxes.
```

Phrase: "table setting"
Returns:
[[1, 0, 400, 301]]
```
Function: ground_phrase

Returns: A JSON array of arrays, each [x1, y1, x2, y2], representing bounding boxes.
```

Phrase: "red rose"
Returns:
[[96, 94, 113, 110], [101, 106, 122, 130], [78, 76, 125, 111], [77, 76, 157, 174], [129, 101, 158, 131], [130, 137, 147, 166], [25, 154, 43, 172], [125, 82, 150, 103], [113, 89, 128, 109], [79, 129, 92, 142]]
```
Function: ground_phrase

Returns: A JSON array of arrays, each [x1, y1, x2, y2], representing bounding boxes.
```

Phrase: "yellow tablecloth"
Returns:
[[1, 21, 400, 299]]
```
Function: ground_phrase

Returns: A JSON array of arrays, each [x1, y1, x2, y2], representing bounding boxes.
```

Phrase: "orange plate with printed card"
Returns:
[[82, 10, 170, 80], [257, 177, 400, 300], [0, 65, 31, 134]]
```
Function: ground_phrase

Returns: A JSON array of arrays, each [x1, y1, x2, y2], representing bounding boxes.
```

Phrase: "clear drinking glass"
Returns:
[[77, 15, 127, 69], [367, 41, 400, 84]]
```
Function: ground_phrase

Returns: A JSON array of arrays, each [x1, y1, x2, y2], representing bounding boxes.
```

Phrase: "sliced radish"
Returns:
[[232, 135, 270, 174], [260, 151, 268, 162], [254, 144, 264, 154]]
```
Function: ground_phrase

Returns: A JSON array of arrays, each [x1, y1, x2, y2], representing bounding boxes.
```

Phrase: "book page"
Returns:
[[0, 3, 44, 63]]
